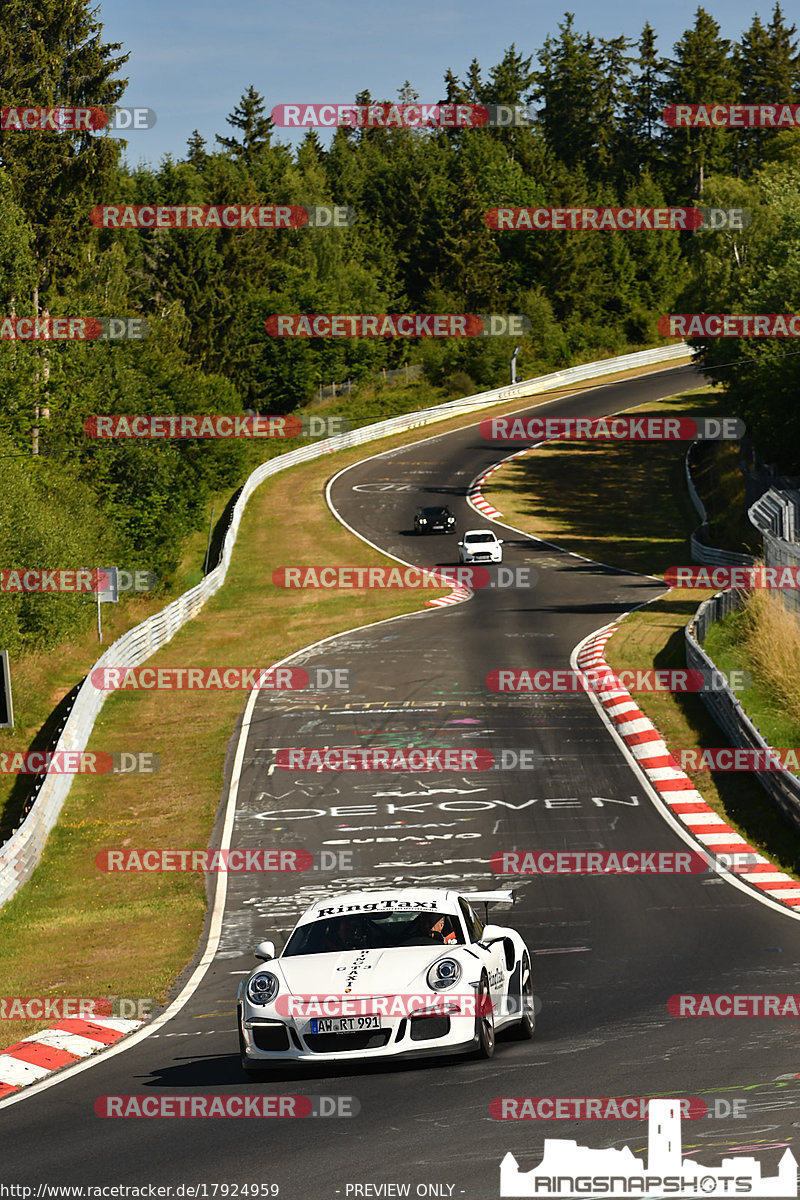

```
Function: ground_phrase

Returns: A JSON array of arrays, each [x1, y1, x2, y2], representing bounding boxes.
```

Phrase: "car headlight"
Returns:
[[427, 958, 462, 991], [419, 518, 427, 523], [246, 971, 280, 1005]]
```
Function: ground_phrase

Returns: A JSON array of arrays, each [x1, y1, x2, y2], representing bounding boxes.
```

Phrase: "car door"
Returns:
[[458, 898, 507, 1015]]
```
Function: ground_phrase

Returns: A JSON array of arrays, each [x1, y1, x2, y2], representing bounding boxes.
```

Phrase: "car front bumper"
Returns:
[[239, 1003, 480, 1064]]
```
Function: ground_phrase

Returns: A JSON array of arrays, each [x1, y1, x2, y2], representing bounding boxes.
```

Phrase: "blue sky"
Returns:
[[100, 0, 782, 168]]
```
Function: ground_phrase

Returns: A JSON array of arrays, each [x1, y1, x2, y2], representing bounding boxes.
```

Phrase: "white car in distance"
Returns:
[[458, 529, 503, 564]]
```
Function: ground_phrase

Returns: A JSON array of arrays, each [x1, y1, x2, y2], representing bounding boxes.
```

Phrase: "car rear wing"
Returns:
[[467, 890, 514, 921]]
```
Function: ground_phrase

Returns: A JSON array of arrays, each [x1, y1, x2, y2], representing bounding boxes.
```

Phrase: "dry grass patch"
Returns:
[[740, 588, 800, 721]]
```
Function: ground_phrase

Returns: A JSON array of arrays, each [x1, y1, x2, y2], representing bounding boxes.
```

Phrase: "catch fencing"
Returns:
[[0, 342, 690, 907]]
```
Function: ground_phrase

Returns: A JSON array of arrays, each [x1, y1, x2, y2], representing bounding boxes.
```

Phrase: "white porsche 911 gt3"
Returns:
[[237, 887, 534, 1072]]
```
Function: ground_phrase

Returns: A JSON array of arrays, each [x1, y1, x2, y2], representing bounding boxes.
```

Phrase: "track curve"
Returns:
[[2, 364, 799, 1195]]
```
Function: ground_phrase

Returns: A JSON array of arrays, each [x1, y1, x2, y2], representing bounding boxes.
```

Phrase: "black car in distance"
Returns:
[[414, 505, 457, 534]]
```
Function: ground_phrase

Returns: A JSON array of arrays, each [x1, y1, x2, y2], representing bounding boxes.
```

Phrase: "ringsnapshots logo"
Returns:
[[479, 414, 744, 441], [264, 314, 531, 338], [498, 1099, 795, 1197], [272, 565, 537, 590], [90, 205, 356, 229], [94, 848, 358, 873], [485, 206, 751, 232], [94, 1095, 358, 1119], [0, 750, 159, 775], [90, 666, 352, 691], [664, 102, 800, 127], [84, 414, 349, 439], [659, 314, 800, 337], [0, 317, 148, 340], [666, 565, 800, 589], [270, 102, 536, 128], [486, 667, 751, 693]]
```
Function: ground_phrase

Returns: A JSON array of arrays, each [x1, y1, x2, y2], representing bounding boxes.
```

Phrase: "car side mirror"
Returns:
[[497, 539, 504, 544], [477, 924, 506, 946], [457, 541, 463, 546], [254, 940, 276, 961]]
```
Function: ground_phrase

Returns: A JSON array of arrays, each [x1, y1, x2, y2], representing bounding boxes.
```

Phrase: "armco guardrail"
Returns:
[[685, 588, 800, 832], [685, 444, 756, 568], [0, 342, 691, 907], [748, 488, 800, 614]]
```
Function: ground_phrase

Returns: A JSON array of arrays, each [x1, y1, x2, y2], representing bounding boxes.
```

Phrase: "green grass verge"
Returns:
[[704, 609, 800, 764]]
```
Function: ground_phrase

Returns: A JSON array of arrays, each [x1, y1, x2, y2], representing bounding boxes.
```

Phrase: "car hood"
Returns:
[[274, 947, 458, 995]]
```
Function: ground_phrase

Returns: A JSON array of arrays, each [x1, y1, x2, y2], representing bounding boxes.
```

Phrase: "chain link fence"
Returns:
[[316, 364, 424, 401]]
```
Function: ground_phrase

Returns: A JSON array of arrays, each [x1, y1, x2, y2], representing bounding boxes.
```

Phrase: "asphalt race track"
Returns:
[[2, 363, 800, 1195]]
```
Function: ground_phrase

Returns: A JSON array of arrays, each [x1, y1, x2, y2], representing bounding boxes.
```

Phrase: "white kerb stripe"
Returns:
[[21, 1030, 108, 1057], [78, 1017, 143, 1034], [616, 718, 653, 736], [631, 742, 669, 759], [0, 1056, 52, 1086], [696, 832, 749, 846]]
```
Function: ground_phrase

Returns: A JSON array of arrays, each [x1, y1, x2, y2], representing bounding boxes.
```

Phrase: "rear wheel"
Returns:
[[508, 953, 535, 1040], [474, 973, 495, 1058]]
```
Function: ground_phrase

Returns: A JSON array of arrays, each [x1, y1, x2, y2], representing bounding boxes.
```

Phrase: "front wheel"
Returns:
[[474, 973, 495, 1058]]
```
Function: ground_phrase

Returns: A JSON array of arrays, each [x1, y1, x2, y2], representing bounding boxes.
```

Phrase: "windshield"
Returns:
[[421, 508, 450, 517], [465, 533, 495, 543], [282, 909, 463, 956]]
